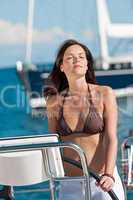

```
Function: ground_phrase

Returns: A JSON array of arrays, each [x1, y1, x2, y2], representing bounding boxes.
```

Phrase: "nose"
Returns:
[[73, 56, 80, 63]]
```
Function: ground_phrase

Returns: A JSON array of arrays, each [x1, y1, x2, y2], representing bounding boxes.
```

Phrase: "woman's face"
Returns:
[[60, 44, 88, 78]]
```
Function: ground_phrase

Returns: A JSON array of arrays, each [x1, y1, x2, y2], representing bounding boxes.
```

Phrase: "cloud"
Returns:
[[33, 27, 74, 43], [82, 29, 95, 40], [0, 19, 74, 44], [0, 20, 26, 44]]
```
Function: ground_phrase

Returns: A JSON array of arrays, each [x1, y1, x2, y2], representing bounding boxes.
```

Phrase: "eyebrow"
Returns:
[[66, 52, 85, 56]]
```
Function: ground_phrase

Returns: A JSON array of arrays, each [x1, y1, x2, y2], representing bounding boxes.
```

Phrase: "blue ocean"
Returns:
[[0, 67, 133, 199]]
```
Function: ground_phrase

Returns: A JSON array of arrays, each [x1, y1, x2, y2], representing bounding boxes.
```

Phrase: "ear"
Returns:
[[60, 64, 64, 72], [85, 64, 88, 71]]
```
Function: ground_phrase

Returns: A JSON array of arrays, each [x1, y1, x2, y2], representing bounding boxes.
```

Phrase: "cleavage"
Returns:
[[63, 97, 90, 132]]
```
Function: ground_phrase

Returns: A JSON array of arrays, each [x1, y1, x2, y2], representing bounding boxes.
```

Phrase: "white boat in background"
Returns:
[[96, 0, 133, 70], [95, 0, 133, 89], [16, 0, 133, 112]]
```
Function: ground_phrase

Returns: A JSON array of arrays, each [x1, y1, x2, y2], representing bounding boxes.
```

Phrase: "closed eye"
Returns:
[[67, 56, 73, 60]]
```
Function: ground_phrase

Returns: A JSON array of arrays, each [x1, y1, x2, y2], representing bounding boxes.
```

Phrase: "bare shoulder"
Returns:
[[46, 88, 68, 109], [101, 85, 115, 97], [89, 83, 116, 103], [90, 83, 113, 93], [46, 94, 59, 109], [98, 85, 116, 105]]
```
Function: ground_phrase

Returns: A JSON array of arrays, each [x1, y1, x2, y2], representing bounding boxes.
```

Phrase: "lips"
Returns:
[[73, 64, 82, 68]]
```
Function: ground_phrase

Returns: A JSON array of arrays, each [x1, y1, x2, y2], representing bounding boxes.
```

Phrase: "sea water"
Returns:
[[0, 67, 133, 199]]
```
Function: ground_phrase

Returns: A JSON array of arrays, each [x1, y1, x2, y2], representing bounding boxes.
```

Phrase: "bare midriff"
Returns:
[[61, 133, 106, 176]]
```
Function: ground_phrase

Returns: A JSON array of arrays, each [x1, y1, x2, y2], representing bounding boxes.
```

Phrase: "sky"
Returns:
[[0, 0, 133, 68]]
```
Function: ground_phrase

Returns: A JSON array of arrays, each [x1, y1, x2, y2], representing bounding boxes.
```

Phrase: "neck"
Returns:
[[68, 77, 88, 94]]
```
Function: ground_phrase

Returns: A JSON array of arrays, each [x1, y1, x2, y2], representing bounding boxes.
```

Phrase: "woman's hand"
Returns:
[[96, 175, 115, 192]]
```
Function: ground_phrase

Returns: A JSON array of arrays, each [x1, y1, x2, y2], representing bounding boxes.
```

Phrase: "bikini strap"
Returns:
[[88, 84, 94, 105], [59, 88, 69, 116]]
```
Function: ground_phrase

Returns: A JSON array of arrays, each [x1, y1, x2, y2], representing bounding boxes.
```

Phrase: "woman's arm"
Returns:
[[99, 86, 118, 191], [103, 86, 118, 174]]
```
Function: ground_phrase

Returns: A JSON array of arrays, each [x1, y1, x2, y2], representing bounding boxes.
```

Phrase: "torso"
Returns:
[[57, 84, 104, 135], [51, 84, 107, 175]]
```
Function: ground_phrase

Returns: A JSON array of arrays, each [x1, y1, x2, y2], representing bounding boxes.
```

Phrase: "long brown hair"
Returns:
[[48, 39, 96, 94]]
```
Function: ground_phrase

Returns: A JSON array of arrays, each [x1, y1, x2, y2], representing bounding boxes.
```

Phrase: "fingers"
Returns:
[[96, 176, 114, 192]]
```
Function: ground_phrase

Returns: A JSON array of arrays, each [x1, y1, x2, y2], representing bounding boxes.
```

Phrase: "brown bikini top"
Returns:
[[56, 85, 104, 136]]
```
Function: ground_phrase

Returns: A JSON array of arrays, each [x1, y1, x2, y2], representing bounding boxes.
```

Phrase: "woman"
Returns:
[[46, 39, 125, 199]]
